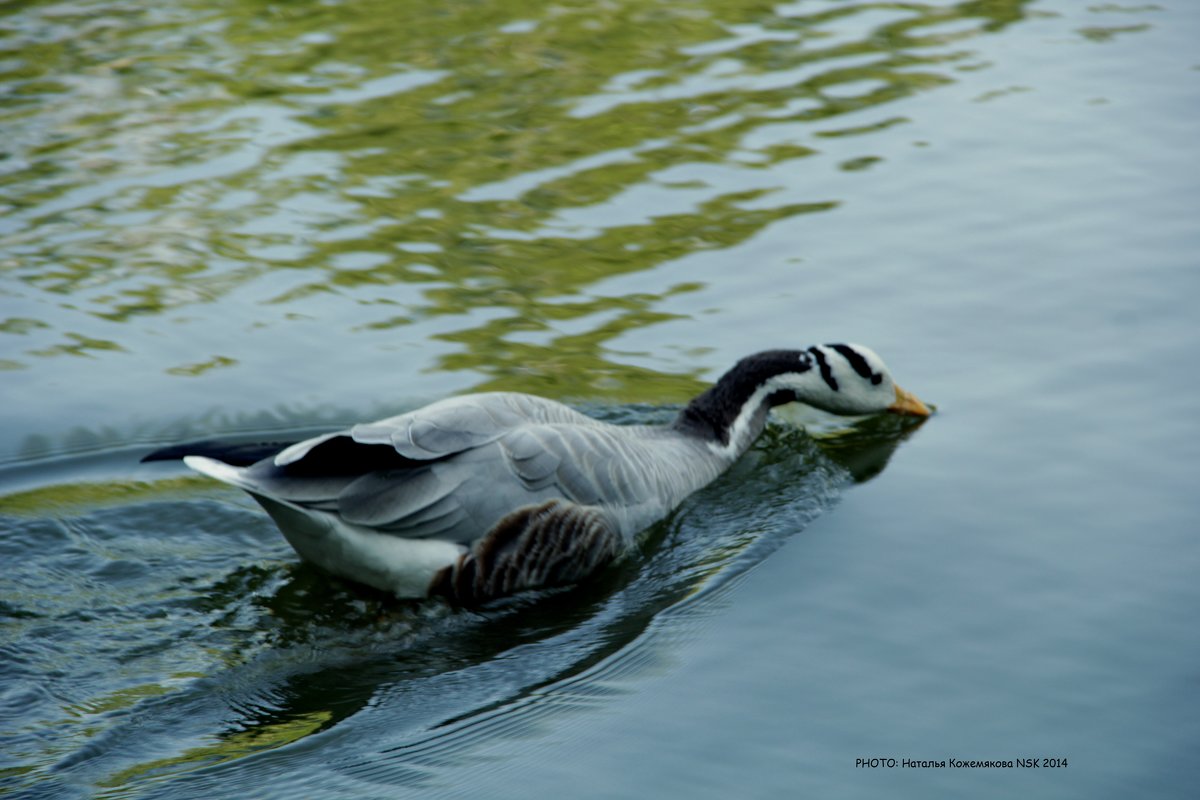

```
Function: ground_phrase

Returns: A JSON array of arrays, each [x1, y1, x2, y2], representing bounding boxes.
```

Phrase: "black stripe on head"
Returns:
[[829, 344, 883, 386], [808, 347, 838, 392]]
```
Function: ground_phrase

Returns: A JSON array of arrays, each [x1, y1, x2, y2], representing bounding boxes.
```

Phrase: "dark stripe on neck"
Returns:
[[829, 344, 883, 385], [808, 347, 838, 392], [674, 350, 811, 445]]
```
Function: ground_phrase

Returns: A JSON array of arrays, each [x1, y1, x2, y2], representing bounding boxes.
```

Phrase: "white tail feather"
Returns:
[[183, 455, 255, 489]]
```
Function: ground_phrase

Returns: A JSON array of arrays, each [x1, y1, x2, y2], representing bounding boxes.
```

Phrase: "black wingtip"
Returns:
[[140, 438, 296, 466]]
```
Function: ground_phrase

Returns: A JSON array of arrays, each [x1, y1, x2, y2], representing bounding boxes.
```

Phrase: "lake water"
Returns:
[[2, 0, 1198, 797]]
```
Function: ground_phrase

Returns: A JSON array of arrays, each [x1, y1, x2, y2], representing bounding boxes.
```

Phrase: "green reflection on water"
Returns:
[[95, 710, 333, 790], [1, 0, 1034, 395], [0, 474, 207, 515]]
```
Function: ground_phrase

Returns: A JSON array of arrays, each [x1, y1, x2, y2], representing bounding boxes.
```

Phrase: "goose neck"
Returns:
[[673, 350, 812, 457]]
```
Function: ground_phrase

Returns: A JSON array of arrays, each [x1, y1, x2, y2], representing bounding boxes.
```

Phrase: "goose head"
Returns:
[[675, 344, 930, 454], [785, 343, 929, 417]]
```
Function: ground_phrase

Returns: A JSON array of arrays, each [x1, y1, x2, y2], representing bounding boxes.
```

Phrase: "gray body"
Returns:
[[187, 392, 738, 604], [179, 345, 927, 605]]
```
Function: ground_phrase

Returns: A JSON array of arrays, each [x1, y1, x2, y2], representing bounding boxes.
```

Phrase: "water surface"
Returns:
[[2, 0, 1198, 797]]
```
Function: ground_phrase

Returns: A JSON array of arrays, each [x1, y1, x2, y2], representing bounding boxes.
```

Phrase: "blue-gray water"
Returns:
[[2, 0, 1198, 797]]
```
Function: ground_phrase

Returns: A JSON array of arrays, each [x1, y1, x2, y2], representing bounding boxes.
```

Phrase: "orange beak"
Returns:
[[887, 384, 932, 417]]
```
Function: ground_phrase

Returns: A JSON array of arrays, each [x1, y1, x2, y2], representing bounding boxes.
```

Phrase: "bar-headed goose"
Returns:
[[159, 345, 929, 606]]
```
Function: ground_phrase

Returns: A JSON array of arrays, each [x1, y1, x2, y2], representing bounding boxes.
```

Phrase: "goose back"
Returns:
[[226, 392, 731, 547]]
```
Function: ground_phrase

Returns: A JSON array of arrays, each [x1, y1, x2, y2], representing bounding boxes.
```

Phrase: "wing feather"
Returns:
[[500, 425, 660, 513], [195, 393, 706, 548], [345, 392, 599, 461], [336, 468, 462, 528]]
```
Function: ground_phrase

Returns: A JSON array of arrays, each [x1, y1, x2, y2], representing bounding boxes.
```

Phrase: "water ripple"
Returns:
[[0, 409, 920, 798]]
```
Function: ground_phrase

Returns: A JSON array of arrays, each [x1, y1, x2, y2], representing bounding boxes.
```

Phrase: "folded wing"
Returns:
[[204, 392, 672, 543]]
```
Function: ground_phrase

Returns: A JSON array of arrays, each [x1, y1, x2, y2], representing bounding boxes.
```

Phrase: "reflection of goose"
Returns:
[[151, 345, 929, 605]]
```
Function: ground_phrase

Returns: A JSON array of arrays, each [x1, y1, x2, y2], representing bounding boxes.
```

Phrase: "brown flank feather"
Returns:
[[429, 499, 624, 606]]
